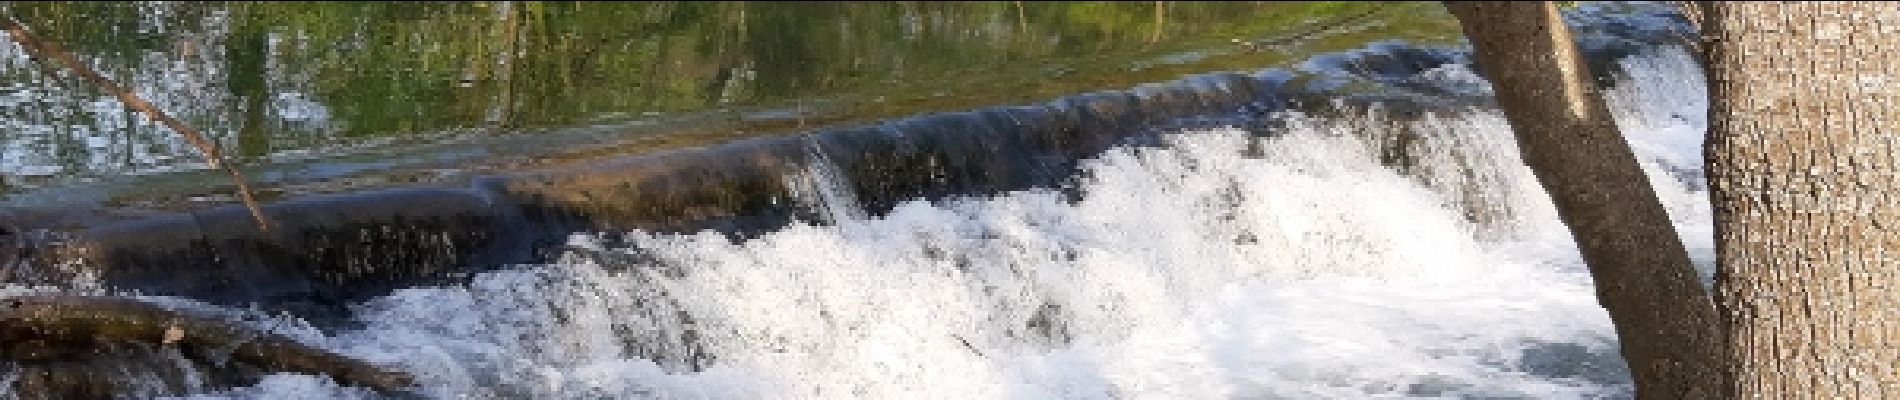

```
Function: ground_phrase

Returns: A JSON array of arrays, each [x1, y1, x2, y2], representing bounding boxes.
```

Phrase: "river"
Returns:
[[1, 2, 1704, 399]]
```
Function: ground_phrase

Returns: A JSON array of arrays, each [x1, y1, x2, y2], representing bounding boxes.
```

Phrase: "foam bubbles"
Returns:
[[160, 47, 1718, 400]]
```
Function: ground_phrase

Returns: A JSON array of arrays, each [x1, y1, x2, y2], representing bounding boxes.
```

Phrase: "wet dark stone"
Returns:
[[0, 219, 16, 283], [1518, 341, 1633, 385], [46, 188, 514, 325]]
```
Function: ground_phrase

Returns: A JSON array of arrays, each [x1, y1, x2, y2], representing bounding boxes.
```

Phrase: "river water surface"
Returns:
[[3, 44, 1701, 400], [1, 2, 1708, 399]]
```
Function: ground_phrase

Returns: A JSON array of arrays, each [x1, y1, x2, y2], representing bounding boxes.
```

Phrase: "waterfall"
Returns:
[[0, 3, 1719, 398], [129, 47, 1711, 400]]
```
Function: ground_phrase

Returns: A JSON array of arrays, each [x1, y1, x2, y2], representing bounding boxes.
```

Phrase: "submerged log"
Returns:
[[0, 295, 414, 398]]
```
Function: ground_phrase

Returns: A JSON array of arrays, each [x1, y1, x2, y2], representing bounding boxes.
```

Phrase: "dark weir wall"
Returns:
[[11, 70, 1302, 325], [5, 3, 1695, 325]]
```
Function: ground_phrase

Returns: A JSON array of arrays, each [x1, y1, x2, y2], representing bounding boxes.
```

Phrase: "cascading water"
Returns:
[[34, 45, 1716, 399]]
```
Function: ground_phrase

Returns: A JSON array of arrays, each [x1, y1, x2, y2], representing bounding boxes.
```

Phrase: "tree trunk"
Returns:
[[1149, 1, 1166, 44], [1697, 2, 1900, 397], [1442, 2, 1727, 399]]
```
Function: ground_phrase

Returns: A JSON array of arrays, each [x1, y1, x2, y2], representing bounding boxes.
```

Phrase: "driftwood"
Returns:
[[0, 295, 414, 397]]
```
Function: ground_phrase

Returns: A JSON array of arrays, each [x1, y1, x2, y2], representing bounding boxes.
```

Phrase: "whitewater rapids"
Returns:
[[7, 46, 1710, 400]]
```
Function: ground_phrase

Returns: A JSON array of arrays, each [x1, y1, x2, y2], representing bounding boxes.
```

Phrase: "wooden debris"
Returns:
[[0, 295, 414, 396]]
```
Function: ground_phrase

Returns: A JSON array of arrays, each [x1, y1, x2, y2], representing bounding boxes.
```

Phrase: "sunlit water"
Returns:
[[6, 46, 1707, 399]]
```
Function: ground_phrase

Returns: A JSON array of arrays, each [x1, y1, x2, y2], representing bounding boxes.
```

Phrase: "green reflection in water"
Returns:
[[0, 1, 1459, 205]]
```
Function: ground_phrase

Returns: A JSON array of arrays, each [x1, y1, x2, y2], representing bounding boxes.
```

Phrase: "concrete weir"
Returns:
[[15, 66, 1321, 320], [0, 4, 1695, 395], [10, 9, 1698, 319]]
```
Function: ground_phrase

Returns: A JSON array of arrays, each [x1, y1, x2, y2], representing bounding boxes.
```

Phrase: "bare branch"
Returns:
[[1, 15, 271, 231]]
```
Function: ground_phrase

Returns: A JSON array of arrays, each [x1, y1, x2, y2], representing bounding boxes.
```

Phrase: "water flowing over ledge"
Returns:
[[5, 2, 1694, 312], [2, 2, 1706, 398]]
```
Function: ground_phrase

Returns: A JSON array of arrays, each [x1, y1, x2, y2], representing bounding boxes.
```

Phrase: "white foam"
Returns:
[[146, 47, 1714, 400]]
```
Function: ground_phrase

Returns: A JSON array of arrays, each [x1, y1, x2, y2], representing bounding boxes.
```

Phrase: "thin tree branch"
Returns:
[[1014, 1, 1027, 34], [1149, 1, 1166, 44], [2, 15, 271, 231]]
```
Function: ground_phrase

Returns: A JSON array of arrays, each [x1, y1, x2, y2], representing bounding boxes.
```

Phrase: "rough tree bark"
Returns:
[[1442, 2, 1727, 399], [1692, 2, 1900, 397]]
